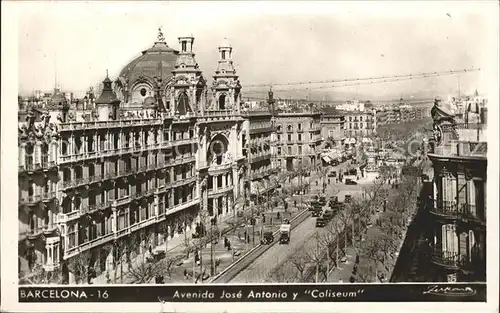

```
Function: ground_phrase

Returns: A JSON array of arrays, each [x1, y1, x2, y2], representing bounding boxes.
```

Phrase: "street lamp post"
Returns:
[[210, 216, 216, 276]]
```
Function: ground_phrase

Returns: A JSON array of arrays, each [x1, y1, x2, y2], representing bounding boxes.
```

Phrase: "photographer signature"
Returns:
[[423, 285, 476, 296]]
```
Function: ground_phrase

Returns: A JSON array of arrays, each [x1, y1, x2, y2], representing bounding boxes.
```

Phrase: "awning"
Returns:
[[322, 156, 332, 163]]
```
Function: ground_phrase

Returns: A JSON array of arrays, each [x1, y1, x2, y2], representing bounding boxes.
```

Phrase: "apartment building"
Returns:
[[343, 110, 375, 138], [423, 98, 487, 282], [18, 32, 247, 283], [242, 110, 277, 198], [274, 112, 322, 171], [320, 114, 345, 147]]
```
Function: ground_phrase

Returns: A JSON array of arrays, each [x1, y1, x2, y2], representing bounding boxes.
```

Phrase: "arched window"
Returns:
[[218, 94, 226, 110], [177, 92, 190, 115]]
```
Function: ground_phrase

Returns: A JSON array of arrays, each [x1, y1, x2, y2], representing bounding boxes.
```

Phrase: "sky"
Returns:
[[16, 1, 498, 101]]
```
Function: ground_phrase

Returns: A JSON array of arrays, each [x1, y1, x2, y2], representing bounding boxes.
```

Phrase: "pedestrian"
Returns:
[[184, 269, 188, 279]]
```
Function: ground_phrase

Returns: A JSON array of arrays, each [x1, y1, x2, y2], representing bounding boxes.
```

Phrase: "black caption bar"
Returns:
[[19, 283, 486, 303]]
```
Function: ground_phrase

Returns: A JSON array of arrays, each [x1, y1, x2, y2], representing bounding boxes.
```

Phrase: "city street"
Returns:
[[221, 162, 378, 283]]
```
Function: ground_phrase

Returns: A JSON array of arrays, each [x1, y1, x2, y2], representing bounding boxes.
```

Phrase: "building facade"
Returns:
[[320, 114, 345, 147], [242, 111, 277, 199], [274, 112, 322, 171], [343, 110, 375, 138], [18, 32, 248, 283], [423, 98, 487, 282]]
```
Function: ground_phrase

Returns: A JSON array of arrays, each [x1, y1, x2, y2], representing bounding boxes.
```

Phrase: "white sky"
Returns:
[[16, 1, 498, 100]]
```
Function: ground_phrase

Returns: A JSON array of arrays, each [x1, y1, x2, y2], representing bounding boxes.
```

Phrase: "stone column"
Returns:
[[232, 166, 239, 198], [170, 87, 176, 115], [213, 175, 217, 191], [213, 197, 218, 217], [228, 195, 233, 215], [154, 194, 159, 217], [111, 205, 117, 233]]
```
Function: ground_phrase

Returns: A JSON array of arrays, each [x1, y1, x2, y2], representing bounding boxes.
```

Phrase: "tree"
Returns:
[[128, 255, 164, 284], [113, 238, 130, 283], [161, 254, 185, 280], [69, 250, 91, 284], [21, 265, 62, 285], [289, 252, 310, 282], [305, 232, 329, 283], [355, 259, 377, 282], [268, 261, 293, 283]]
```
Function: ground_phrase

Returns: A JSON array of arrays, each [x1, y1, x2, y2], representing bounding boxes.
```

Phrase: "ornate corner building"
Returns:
[[423, 97, 487, 282], [17, 32, 252, 283]]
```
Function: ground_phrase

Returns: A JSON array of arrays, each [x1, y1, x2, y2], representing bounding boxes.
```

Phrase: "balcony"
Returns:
[[24, 195, 42, 206], [171, 176, 197, 189], [431, 141, 487, 158], [208, 184, 234, 197], [115, 195, 131, 207], [81, 201, 112, 215], [64, 232, 115, 259], [430, 201, 458, 218], [208, 161, 232, 172], [431, 249, 468, 269], [42, 191, 56, 202], [59, 118, 165, 132], [430, 201, 486, 225], [42, 224, 58, 235], [250, 153, 272, 163], [26, 228, 44, 240], [171, 137, 197, 147], [170, 155, 196, 166], [57, 210, 81, 223], [249, 127, 275, 135], [457, 203, 486, 226], [88, 174, 103, 184]]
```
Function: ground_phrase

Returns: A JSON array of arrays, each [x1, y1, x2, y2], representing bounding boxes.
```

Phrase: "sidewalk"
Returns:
[[93, 200, 304, 284]]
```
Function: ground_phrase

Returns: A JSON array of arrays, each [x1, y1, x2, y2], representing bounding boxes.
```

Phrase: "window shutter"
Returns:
[[441, 224, 447, 252]]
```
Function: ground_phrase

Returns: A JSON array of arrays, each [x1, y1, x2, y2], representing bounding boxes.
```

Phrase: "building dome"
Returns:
[[116, 32, 180, 105], [119, 41, 179, 84]]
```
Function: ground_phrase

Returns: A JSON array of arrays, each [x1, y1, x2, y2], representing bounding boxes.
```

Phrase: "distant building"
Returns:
[[274, 112, 322, 171], [343, 110, 375, 138], [336, 100, 365, 112], [320, 114, 345, 147]]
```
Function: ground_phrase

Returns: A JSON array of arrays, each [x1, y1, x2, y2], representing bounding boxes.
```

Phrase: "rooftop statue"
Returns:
[[157, 27, 165, 42]]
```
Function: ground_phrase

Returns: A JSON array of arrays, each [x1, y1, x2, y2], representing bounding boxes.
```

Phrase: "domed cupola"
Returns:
[[115, 28, 179, 106]]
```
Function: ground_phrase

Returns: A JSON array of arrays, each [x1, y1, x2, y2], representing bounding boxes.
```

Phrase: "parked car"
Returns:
[[316, 217, 325, 227], [261, 231, 274, 244], [311, 208, 322, 217], [322, 210, 334, 221], [328, 171, 337, 177], [345, 179, 357, 185], [344, 194, 352, 202]]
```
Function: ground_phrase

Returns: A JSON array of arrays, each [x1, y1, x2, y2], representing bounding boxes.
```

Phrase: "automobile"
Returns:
[[311, 208, 322, 217], [316, 217, 325, 227], [261, 231, 274, 245], [311, 201, 322, 208], [344, 194, 352, 203], [322, 210, 334, 221], [328, 171, 337, 177], [317, 196, 326, 207], [345, 179, 358, 185]]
